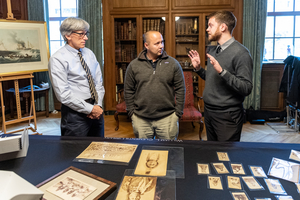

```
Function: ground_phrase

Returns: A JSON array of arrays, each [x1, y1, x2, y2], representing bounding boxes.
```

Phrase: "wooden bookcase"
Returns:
[[103, 0, 243, 112]]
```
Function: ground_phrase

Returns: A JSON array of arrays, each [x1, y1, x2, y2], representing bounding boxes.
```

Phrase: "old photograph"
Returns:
[[289, 150, 300, 162], [76, 142, 138, 163], [241, 176, 264, 190], [212, 163, 229, 174], [208, 176, 223, 190], [217, 152, 230, 161], [264, 178, 286, 194], [231, 191, 250, 200], [231, 163, 246, 175], [134, 150, 168, 176], [249, 166, 267, 177], [227, 176, 242, 190], [115, 176, 157, 200], [197, 163, 210, 175], [46, 176, 96, 200]]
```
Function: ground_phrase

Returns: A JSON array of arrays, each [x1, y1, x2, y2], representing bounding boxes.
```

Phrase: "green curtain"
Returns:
[[242, 0, 267, 110], [27, 0, 55, 112]]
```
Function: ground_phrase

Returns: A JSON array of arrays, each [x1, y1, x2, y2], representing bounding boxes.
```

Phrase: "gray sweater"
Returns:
[[124, 49, 185, 119], [196, 40, 253, 112]]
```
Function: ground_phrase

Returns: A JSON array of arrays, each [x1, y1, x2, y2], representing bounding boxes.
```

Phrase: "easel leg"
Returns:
[[0, 81, 7, 134]]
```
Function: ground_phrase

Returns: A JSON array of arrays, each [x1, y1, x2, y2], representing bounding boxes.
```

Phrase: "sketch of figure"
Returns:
[[265, 179, 285, 194], [197, 164, 210, 174], [145, 152, 159, 174], [290, 150, 300, 162], [250, 166, 267, 177], [212, 163, 229, 174], [232, 192, 249, 200], [227, 176, 241, 190], [242, 176, 263, 190], [231, 164, 245, 175], [115, 176, 157, 200], [217, 152, 230, 161], [208, 176, 223, 190]]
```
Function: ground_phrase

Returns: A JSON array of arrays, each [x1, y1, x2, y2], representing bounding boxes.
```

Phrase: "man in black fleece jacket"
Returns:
[[124, 31, 185, 140], [188, 11, 253, 141]]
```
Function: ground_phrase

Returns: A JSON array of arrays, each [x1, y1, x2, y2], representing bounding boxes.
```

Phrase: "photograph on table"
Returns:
[[230, 163, 246, 175], [217, 152, 230, 161], [207, 175, 223, 190], [249, 166, 267, 178], [134, 149, 168, 176], [268, 157, 300, 183], [296, 183, 300, 194], [211, 163, 230, 174], [227, 176, 242, 190], [289, 149, 300, 162], [230, 191, 250, 200], [264, 178, 287, 195], [36, 166, 116, 200], [254, 198, 271, 200], [115, 176, 157, 200], [241, 176, 264, 191], [197, 163, 210, 175], [275, 195, 294, 200], [75, 142, 138, 165]]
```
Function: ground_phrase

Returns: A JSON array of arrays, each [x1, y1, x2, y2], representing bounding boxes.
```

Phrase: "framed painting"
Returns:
[[0, 19, 49, 76], [36, 166, 117, 200]]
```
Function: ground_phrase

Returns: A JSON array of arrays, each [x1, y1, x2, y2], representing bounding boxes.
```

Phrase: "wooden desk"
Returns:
[[6, 87, 49, 118]]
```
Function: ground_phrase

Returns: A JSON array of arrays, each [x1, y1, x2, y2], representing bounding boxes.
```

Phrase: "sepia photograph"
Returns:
[[217, 152, 230, 161], [208, 175, 223, 190], [197, 163, 210, 175], [76, 142, 138, 163], [264, 178, 286, 194], [289, 149, 300, 162], [230, 191, 250, 200], [115, 176, 157, 200], [134, 150, 168, 176], [212, 163, 229, 174], [241, 176, 264, 190], [231, 163, 246, 175], [227, 176, 242, 190], [249, 166, 267, 178]]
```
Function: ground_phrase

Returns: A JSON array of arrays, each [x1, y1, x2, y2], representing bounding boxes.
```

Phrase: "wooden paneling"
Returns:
[[173, 0, 233, 10], [112, 0, 168, 11], [0, 0, 27, 20], [0, 0, 7, 19]]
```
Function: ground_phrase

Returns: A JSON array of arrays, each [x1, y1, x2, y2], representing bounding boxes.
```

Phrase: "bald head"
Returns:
[[143, 31, 162, 44], [143, 31, 164, 61]]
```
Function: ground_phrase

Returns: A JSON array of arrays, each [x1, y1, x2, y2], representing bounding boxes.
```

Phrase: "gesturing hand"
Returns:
[[206, 53, 223, 74], [188, 50, 201, 71]]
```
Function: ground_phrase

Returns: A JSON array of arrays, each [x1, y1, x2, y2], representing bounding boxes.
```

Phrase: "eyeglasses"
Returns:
[[72, 31, 90, 38]]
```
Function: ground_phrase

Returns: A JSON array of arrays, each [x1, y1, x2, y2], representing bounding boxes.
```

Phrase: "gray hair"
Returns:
[[60, 17, 90, 41]]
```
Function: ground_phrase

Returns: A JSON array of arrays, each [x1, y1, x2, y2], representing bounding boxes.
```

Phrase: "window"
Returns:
[[48, 0, 78, 55], [264, 0, 300, 62]]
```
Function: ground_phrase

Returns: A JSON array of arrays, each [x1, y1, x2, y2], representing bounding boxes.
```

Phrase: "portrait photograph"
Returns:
[[227, 176, 242, 190], [217, 152, 230, 161], [249, 166, 267, 178], [115, 176, 157, 200], [134, 150, 168, 176], [264, 178, 286, 194], [289, 149, 300, 162], [208, 175, 223, 190], [212, 163, 229, 174], [231, 163, 246, 175], [197, 163, 210, 175], [230, 191, 250, 200], [241, 176, 264, 190]]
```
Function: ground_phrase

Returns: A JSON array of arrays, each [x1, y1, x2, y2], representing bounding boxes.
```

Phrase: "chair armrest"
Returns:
[[193, 92, 203, 112], [116, 88, 124, 104]]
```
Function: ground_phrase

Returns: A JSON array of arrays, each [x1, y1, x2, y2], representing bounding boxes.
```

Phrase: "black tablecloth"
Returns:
[[1, 136, 300, 200]]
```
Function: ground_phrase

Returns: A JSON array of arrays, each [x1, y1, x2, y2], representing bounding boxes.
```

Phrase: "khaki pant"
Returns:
[[131, 112, 179, 140]]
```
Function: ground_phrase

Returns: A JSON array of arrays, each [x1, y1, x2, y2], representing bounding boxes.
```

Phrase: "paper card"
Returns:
[[211, 163, 229, 174], [242, 176, 264, 190], [217, 152, 230, 161], [289, 150, 300, 162], [207, 175, 223, 190], [264, 178, 287, 195], [230, 163, 246, 175], [230, 191, 250, 200], [249, 166, 267, 178], [197, 163, 210, 175], [227, 176, 242, 190]]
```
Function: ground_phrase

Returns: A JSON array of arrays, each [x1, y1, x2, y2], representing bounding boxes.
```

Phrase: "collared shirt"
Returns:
[[217, 37, 235, 53], [145, 52, 160, 69], [48, 44, 105, 114]]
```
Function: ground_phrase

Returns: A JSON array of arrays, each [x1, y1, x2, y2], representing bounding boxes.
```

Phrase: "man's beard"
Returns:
[[208, 29, 221, 42]]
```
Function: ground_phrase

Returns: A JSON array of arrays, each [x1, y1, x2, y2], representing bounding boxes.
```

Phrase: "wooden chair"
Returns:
[[180, 71, 204, 140], [114, 88, 127, 131]]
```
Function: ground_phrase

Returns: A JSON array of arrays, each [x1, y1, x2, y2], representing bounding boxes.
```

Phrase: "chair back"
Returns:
[[183, 71, 194, 107]]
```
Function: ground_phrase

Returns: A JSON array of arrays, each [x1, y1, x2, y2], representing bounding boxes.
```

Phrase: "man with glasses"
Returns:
[[48, 17, 105, 137], [124, 31, 185, 140]]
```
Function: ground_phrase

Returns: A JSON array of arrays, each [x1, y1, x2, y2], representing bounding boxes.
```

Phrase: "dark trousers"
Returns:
[[61, 104, 104, 137], [204, 107, 244, 142]]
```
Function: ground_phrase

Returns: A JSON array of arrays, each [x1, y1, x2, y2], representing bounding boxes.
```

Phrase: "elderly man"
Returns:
[[48, 17, 105, 137], [124, 30, 185, 140]]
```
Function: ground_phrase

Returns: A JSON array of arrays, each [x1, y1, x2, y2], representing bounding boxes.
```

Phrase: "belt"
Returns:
[[85, 98, 95, 105]]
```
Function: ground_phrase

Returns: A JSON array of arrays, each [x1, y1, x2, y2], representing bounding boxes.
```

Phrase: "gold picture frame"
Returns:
[[0, 19, 50, 76], [36, 166, 116, 200]]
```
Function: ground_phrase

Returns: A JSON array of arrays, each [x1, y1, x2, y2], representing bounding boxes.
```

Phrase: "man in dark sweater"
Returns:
[[188, 11, 253, 141], [124, 31, 185, 140]]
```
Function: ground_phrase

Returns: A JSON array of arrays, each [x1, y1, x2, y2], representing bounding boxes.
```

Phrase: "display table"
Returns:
[[0, 136, 300, 199]]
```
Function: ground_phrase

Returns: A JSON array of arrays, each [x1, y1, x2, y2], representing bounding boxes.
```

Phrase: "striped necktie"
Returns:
[[216, 45, 222, 54], [78, 50, 98, 104]]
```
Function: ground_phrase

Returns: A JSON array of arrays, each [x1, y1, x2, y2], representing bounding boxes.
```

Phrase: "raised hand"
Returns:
[[188, 50, 201, 70], [206, 53, 223, 74]]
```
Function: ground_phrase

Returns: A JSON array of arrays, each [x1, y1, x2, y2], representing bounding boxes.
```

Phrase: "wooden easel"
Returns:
[[0, 73, 40, 134]]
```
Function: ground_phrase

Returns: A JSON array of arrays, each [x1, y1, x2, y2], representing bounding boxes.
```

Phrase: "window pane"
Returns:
[[50, 41, 63, 56], [265, 16, 274, 37], [48, 0, 60, 17], [274, 38, 293, 59], [49, 21, 61, 40], [296, 0, 300, 11], [267, 0, 274, 12], [295, 39, 300, 56], [275, 0, 294, 12], [275, 16, 294, 37], [61, 0, 77, 17], [264, 39, 274, 60], [296, 16, 300, 37]]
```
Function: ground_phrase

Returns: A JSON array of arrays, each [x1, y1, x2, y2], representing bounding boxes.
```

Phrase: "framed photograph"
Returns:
[[230, 191, 250, 200], [217, 152, 230, 161], [264, 178, 286, 195], [207, 175, 223, 190], [211, 163, 229, 174], [37, 166, 116, 200], [0, 19, 49, 76], [249, 166, 267, 178], [230, 163, 246, 175], [289, 149, 300, 162], [197, 163, 210, 175], [227, 176, 242, 190], [241, 176, 264, 191]]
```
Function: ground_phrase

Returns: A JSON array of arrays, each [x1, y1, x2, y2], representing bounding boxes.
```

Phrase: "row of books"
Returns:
[[115, 20, 137, 40], [143, 19, 165, 36], [115, 64, 127, 84], [115, 44, 136, 62]]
